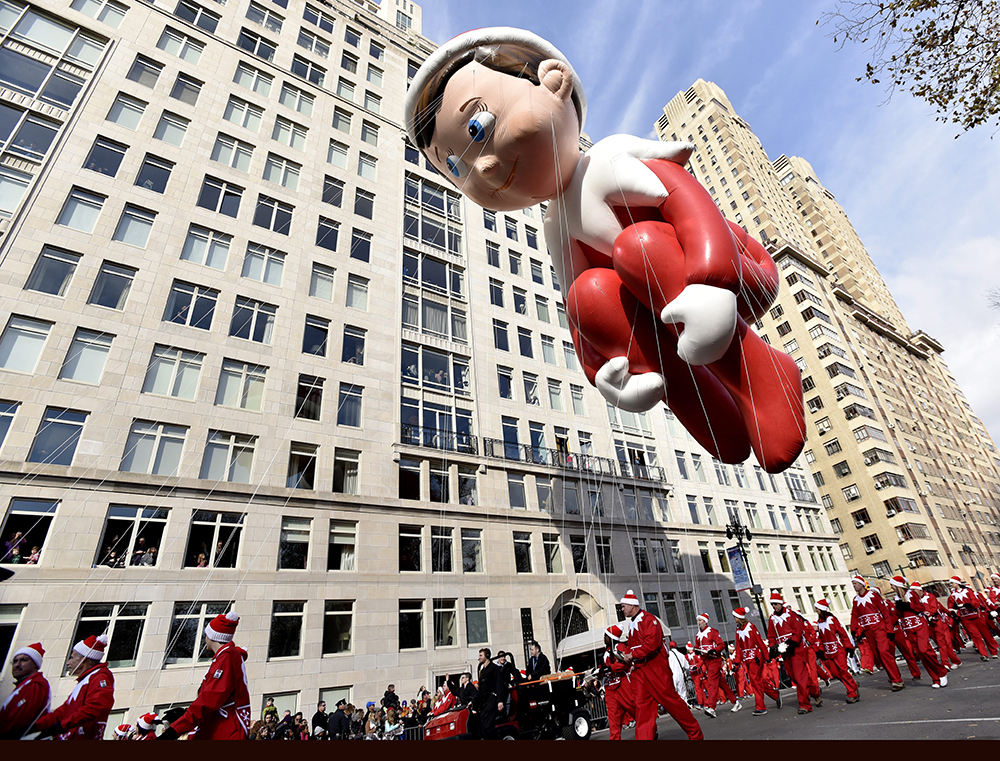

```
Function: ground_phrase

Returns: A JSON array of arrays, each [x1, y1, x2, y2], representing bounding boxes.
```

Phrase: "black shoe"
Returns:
[[775, 693, 782, 709], [797, 708, 811, 715], [846, 696, 860, 704]]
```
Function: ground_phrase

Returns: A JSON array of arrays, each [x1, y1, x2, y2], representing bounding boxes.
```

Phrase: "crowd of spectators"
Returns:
[[98, 536, 158, 567], [2, 532, 39, 565]]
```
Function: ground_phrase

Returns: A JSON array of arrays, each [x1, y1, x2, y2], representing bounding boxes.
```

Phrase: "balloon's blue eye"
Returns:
[[467, 111, 496, 142], [446, 155, 466, 178]]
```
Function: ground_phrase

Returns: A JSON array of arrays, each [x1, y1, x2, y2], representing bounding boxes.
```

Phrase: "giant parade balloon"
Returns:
[[404, 28, 805, 472]]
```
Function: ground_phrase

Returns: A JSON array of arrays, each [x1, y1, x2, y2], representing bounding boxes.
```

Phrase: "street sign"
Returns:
[[727, 546, 752, 591]]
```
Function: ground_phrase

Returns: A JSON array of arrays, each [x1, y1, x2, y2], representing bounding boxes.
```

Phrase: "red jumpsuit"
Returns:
[[767, 608, 820, 711], [431, 691, 457, 716], [948, 587, 997, 658], [625, 610, 703, 740], [169, 641, 252, 739], [850, 588, 903, 684], [566, 159, 805, 472], [687, 652, 706, 707], [815, 615, 859, 700], [34, 663, 114, 740], [602, 644, 636, 741], [733, 622, 780, 712], [800, 618, 826, 691], [893, 590, 948, 683], [889, 613, 923, 680], [922, 592, 961, 667], [695, 625, 737, 709], [0, 670, 50, 739], [976, 590, 1000, 638]]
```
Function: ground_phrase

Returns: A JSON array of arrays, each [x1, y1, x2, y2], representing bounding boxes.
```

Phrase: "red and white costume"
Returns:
[[34, 659, 114, 741], [168, 612, 252, 740], [767, 595, 820, 712], [850, 580, 903, 685], [431, 690, 457, 716], [948, 579, 998, 659], [814, 601, 859, 700], [695, 616, 737, 709], [622, 591, 703, 740], [0, 642, 50, 740], [731, 612, 780, 712], [686, 646, 706, 707], [889, 577, 948, 684], [915, 583, 961, 668], [799, 615, 826, 692], [602, 624, 636, 741]]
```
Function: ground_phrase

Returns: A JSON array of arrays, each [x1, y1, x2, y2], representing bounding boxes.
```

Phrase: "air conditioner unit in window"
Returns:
[[855, 520, 866, 528], [874, 483, 883, 490], [864, 457, 874, 465], [886, 509, 897, 517], [819, 429, 828, 435], [888, 423, 895, 429], [865, 547, 875, 554]]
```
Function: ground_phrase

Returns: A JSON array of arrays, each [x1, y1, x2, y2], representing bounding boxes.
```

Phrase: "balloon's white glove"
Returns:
[[595, 357, 665, 413], [660, 284, 737, 366]]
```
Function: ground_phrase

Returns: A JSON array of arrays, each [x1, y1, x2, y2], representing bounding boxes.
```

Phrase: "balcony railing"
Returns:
[[615, 460, 669, 483], [789, 488, 818, 504], [482, 439, 667, 483], [400, 425, 478, 455]]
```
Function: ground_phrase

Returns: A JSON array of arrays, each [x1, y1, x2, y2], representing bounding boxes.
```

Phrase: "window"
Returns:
[[278, 516, 311, 566], [862, 533, 882, 553], [358, 152, 377, 181], [509, 251, 522, 276], [349, 230, 370, 262], [0, 402, 17, 450], [337, 384, 362, 426], [297, 315, 328, 356], [106, 92, 145, 129], [570, 535, 588, 573], [484, 210, 497, 231], [70, 603, 148, 668], [246, 1, 282, 32], [493, 319, 509, 351], [518, 328, 533, 358], [85, 136, 126, 176], [303, 3, 335, 32], [164, 602, 230, 665], [142, 345, 202, 400], [272, 116, 307, 151], [354, 188, 374, 218], [236, 28, 276, 61], [462, 529, 483, 572], [433, 599, 458, 648], [328, 521, 356, 570], [195, 176, 242, 217], [135, 154, 173, 194], [112, 205, 155, 247], [278, 82, 313, 116], [215, 359, 265, 411], [268, 602, 304, 659], [513, 532, 532, 573], [505, 217, 518, 240], [842, 484, 861, 502], [28, 407, 87, 465], [229, 297, 276, 344], [200, 430, 256, 484], [597, 536, 615, 573], [25, 248, 80, 296], [60, 329, 112, 384], [163, 281, 217, 330], [344, 25, 360, 46], [634, 538, 651, 574], [170, 73, 202, 105], [295, 374, 323, 420], [174, 0, 218, 30], [211, 134, 253, 172], [547, 379, 563, 410], [322, 601, 352, 654], [322, 176, 344, 208], [127, 55, 162, 87], [486, 241, 500, 267], [74, 0, 128, 27], [119, 419, 186, 477], [341, 50, 358, 73], [157, 27, 204, 64], [396, 523, 423, 573], [530, 259, 544, 285], [570, 385, 586, 416], [363, 91, 381, 113], [233, 61, 272, 95], [341, 275, 367, 312], [291, 54, 325, 85], [253, 195, 292, 235], [163, 120, 198, 160], [332, 106, 352, 134], [1, 498, 57, 564], [366, 64, 382, 88], [399, 599, 423, 650], [181, 225, 229, 270], [370, 40, 384, 60]]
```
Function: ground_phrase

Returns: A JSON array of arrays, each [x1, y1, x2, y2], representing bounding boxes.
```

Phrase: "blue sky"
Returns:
[[419, 0, 1000, 442]]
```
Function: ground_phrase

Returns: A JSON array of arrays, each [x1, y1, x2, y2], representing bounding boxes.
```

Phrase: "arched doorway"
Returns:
[[552, 604, 589, 647]]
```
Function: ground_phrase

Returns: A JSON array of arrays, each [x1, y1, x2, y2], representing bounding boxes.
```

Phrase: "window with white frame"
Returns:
[[73, 0, 128, 28], [357, 152, 376, 181], [241, 243, 284, 285], [163, 281, 218, 330], [120, 420, 186, 476], [233, 61, 272, 95], [229, 296, 276, 343], [57, 188, 104, 232], [181, 225, 229, 270], [327, 139, 347, 168], [252, 195, 292, 235], [268, 602, 304, 659], [210, 133, 254, 172], [70, 602, 148, 668], [142, 345, 202, 399], [272, 116, 306, 150], [346, 274, 368, 310], [215, 359, 265, 411], [223, 96, 262, 131], [328, 521, 356, 570], [174, 0, 219, 31], [200, 430, 256, 483], [1, 498, 57, 564], [279, 82, 313, 115], [112, 205, 155, 247], [156, 27, 204, 64], [322, 601, 353, 654], [310, 263, 335, 301], [332, 448, 359, 495], [59, 329, 112, 383], [164, 601, 230, 665], [25, 247, 80, 296]]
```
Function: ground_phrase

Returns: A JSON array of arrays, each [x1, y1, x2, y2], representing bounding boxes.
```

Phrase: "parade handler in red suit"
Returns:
[[986, 573, 1000, 638], [850, 575, 905, 690], [731, 608, 781, 715], [618, 590, 703, 740], [403, 26, 806, 475], [695, 613, 740, 717], [766, 591, 822, 714], [34, 634, 114, 740], [0, 642, 50, 739], [159, 611, 252, 740], [889, 576, 949, 687], [813, 600, 860, 703], [686, 644, 707, 708], [913, 580, 961, 669], [602, 624, 636, 740], [799, 613, 826, 692], [947, 576, 998, 660]]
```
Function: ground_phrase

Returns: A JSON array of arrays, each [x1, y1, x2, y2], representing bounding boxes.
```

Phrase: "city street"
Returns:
[[595, 655, 1000, 740]]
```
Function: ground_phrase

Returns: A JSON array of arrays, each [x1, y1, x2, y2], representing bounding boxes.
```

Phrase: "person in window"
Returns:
[[214, 541, 225, 566], [26, 546, 40, 565], [140, 547, 156, 566], [34, 634, 114, 740], [196, 553, 208, 568], [0, 642, 50, 739], [130, 537, 148, 566], [158, 611, 252, 740], [3, 531, 25, 562], [525, 641, 551, 681], [8, 547, 23, 564]]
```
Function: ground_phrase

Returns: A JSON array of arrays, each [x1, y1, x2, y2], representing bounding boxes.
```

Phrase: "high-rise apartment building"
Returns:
[[656, 80, 1000, 600], [0, 3, 845, 725]]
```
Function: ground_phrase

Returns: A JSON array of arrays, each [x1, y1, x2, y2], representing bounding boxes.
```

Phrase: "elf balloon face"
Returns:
[[421, 59, 581, 211]]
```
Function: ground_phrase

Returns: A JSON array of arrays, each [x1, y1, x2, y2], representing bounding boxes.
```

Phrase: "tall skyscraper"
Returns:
[[656, 79, 1000, 598], [0, 3, 846, 723]]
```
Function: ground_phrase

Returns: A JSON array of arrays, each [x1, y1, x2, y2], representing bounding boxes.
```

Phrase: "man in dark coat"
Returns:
[[471, 648, 506, 739], [381, 684, 400, 710], [327, 700, 351, 739], [311, 700, 328, 738], [526, 641, 551, 681]]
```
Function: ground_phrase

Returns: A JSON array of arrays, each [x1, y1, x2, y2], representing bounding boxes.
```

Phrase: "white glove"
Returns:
[[777, 642, 788, 655], [595, 357, 665, 412], [660, 284, 737, 365]]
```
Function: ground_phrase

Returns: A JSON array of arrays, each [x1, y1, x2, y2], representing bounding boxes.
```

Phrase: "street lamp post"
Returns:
[[726, 516, 768, 629]]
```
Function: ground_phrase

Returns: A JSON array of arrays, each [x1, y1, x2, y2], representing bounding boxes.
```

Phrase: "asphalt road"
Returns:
[[594, 653, 1000, 740]]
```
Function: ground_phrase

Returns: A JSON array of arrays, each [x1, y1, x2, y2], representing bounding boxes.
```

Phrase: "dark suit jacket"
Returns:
[[473, 661, 506, 709], [526, 652, 551, 681], [327, 709, 350, 739]]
